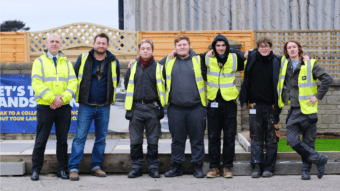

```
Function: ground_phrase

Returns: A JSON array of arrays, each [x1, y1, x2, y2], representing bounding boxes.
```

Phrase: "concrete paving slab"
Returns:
[[1, 140, 35, 144], [0, 162, 25, 175], [0, 143, 34, 153]]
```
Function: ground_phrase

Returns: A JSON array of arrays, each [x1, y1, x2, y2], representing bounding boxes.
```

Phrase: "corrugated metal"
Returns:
[[125, 0, 340, 31]]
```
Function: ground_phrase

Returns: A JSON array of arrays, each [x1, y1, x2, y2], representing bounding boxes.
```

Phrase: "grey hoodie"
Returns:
[[159, 49, 202, 108]]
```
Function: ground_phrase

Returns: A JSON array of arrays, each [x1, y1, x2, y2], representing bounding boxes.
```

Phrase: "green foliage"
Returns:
[[277, 139, 340, 152], [0, 20, 30, 32]]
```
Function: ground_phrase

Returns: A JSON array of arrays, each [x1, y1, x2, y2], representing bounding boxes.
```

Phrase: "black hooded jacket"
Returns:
[[239, 48, 281, 122]]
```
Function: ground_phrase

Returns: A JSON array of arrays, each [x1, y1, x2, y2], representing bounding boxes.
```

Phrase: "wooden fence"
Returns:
[[0, 32, 27, 62], [26, 23, 139, 62], [256, 30, 340, 78], [139, 30, 255, 61], [1, 26, 339, 78]]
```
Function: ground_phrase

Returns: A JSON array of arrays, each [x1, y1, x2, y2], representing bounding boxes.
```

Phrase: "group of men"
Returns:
[[30, 32, 332, 181]]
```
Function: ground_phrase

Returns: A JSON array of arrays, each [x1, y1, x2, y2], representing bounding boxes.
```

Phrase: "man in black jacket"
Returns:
[[68, 33, 120, 181], [124, 39, 165, 178], [239, 37, 281, 178], [200, 35, 245, 178]]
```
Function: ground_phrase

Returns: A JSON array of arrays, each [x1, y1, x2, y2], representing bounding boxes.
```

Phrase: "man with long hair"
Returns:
[[278, 40, 332, 180]]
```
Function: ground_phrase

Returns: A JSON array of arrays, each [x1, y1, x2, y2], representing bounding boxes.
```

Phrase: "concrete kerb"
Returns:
[[0, 162, 25, 175], [2, 152, 340, 176], [238, 133, 251, 152]]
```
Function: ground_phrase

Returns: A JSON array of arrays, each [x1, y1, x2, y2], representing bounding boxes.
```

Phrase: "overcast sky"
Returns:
[[0, 0, 119, 31]]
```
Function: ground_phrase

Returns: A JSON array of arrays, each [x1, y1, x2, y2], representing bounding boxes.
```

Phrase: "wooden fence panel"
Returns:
[[139, 30, 255, 61], [256, 30, 340, 78], [0, 32, 27, 62], [27, 23, 139, 62]]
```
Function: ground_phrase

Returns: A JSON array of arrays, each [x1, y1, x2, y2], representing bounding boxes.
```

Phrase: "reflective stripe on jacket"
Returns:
[[31, 52, 77, 105], [76, 53, 117, 104], [205, 53, 238, 101], [165, 56, 206, 106], [277, 56, 318, 114], [125, 61, 165, 110]]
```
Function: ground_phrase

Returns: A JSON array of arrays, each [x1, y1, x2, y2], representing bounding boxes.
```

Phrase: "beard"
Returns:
[[94, 48, 106, 55]]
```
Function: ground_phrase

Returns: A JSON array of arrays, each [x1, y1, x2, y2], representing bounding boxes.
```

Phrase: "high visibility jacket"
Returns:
[[277, 56, 318, 114], [76, 53, 117, 104], [125, 61, 165, 110], [31, 52, 77, 105], [205, 53, 238, 101], [165, 56, 206, 106]]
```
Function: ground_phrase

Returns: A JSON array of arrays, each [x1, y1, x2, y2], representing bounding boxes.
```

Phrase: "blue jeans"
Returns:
[[68, 104, 110, 172]]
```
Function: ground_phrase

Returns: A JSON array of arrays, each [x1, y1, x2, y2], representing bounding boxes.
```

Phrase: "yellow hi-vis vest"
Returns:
[[165, 56, 206, 106], [75, 53, 117, 104], [125, 61, 165, 110], [277, 56, 318, 114], [31, 52, 77, 105], [205, 53, 238, 101]]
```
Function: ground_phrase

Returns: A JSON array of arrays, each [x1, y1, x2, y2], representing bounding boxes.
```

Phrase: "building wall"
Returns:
[[124, 0, 340, 31]]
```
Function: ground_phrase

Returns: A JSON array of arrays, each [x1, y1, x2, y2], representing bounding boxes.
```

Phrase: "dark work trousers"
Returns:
[[167, 104, 206, 165], [286, 107, 321, 171], [249, 103, 278, 173], [207, 100, 237, 168], [32, 104, 71, 173], [129, 103, 161, 170]]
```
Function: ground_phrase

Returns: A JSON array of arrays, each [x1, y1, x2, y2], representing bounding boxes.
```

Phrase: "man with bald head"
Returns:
[[31, 34, 78, 181]]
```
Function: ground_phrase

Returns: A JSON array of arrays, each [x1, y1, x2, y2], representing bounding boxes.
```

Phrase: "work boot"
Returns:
[[316, 155, 328, 179], [223, 167, 233, 178], [262, 170, 273, 178], [92, 168, 107, 177], [31, 171, 39, 181], [165, 163, 182, 177], [128, 168, 143, 178], [149, 168, 160, 178], [69, 171, 79, 181], [301, 171, 311, 180], [206, 168, 220, 178], [251, 164, 261, 178], [57, 170, 69, 179], [193, 163, 204, 178]]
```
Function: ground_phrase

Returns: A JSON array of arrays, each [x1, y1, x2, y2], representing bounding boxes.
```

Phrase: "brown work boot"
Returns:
[[223, 167, 233, 178], [69, 171, 79, 181], [92, 169, 107, 177], [206, 168, 220, 178]]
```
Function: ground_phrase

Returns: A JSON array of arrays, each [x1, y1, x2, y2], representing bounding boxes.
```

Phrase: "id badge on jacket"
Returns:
[[211, 101, 218, 108]]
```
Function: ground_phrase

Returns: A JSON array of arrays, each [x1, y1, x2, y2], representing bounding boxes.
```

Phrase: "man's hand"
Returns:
[[128, 59, 136, 68], [244, 49, 257, 59], [168, 50, 176, 59], [50, 95, 64, 110], [207, 50, 215, 57], [305, 96, 318, 107], [244, 51, 249, 59], [302, 55, 310, 61]]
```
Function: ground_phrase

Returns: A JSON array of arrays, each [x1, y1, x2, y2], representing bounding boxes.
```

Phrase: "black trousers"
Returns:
[[32, 104, 71, 173], [286, 108, 320, 171], [168, 104, 206, 165], [207, 100, 237, 168], [249, 103, 278, 172], [129, 103, 161, 169]]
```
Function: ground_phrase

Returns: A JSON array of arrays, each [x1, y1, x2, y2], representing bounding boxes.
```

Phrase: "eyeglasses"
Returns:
[[259, 45, 271, 49]]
